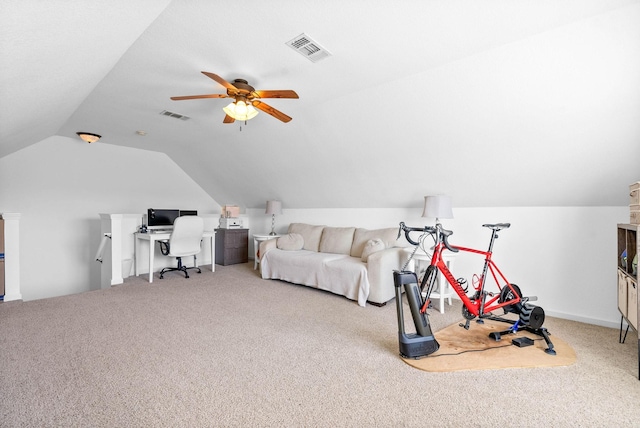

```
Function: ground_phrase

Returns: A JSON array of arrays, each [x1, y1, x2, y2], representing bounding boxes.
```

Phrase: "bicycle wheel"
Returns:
[[499, 283, 523, 314]]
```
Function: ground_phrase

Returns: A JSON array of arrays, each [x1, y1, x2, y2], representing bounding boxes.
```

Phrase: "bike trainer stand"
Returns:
[[484, 314, 556, 356], [393, 270, 439, 359]]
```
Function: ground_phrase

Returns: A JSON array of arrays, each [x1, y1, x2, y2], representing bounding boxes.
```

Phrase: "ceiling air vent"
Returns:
[[286, 33, 331, 63], [160, 110, 190, 121]]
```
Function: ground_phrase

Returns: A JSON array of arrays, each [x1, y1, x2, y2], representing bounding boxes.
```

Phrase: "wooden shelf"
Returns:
[[617, 223, 639, 379]]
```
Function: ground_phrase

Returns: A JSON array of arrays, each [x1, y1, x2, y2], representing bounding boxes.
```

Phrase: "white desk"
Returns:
[[403, 248, 456, 314], [134, 230, 215, 283], [253, 233, 280, 270]]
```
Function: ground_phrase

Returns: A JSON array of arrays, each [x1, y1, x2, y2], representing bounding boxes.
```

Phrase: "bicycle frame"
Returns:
[[397, 221, 521, 319], [396, 221, 556, 356], [422, 239, 521, 318]]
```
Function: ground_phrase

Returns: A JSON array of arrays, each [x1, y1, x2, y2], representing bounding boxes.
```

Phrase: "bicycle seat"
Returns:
[[482, 223, 511, 231]]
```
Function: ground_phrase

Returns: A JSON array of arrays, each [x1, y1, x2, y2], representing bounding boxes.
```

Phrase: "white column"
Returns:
[[110, 214, 124, 286], [2, 213, 22, 301], [99, 213, 141, 288]]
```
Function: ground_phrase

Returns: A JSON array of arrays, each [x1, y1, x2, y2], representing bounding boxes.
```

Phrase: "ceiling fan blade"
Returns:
[[223, 114, 235, 124], [202, 71, 237, 91], [255, 90, 299, 99], [170, 94, 228, 100], [252, 100, 292, 123]]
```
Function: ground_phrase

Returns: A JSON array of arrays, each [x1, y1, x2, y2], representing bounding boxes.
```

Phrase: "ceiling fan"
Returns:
[[171, 71, 299, 123]]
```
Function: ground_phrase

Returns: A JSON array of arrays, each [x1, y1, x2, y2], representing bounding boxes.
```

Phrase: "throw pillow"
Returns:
[[361, 239, 386, 262], [277, 233, 304, 251], [350, 227, 400, 258], [288, 223, 324, 252]]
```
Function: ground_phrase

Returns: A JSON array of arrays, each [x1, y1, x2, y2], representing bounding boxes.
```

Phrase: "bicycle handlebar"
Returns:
[[397, 222, 433, 245], [397, 222, 459, 253]]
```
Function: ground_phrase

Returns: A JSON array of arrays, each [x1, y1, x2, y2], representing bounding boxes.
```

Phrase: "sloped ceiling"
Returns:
[[2, 0, 639, 210]]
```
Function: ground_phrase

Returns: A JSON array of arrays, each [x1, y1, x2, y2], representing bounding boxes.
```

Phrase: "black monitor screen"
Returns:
[[147, 209, 180, 228]]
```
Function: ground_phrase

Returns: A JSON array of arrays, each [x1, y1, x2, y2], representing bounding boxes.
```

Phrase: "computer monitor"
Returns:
[[180, 210, 198, 216], [147, 208, 180, 230]]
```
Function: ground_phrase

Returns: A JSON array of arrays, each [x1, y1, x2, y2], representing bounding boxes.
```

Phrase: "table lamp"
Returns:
[[265, 200, 282, 235], [422, 195, 453, 225]]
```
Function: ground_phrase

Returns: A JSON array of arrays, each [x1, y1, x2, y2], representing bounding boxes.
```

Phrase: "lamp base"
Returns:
[[269, 214, 277, 236]]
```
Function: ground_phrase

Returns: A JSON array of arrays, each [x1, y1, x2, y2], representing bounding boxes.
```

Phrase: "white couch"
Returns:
[[259, 223, 406, 306]]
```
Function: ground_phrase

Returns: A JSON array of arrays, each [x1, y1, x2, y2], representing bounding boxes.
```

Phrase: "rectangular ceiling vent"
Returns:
[[286, 33, 331, 63], [160, 110, 190, 121]]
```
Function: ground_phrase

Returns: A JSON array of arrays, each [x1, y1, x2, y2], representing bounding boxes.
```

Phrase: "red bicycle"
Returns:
[[393, 221, 555, 358]]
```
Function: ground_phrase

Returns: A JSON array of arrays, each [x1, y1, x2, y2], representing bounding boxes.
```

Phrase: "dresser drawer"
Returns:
[[627, 277, 638, 330], [618, 269, 628, 317], [215, 229, 249, 265]]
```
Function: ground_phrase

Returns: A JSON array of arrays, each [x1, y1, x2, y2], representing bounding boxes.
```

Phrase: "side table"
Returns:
[[253, 233, 280, 270], [403, 248, 456, 314]]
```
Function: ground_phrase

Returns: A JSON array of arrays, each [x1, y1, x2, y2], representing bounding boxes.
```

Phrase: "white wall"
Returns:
[[246, 205, 627, 328], [0, 136, 220, 301], [0, 137, 629, 327]]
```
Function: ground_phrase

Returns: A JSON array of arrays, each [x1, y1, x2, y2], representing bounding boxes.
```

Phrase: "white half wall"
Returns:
[[0, 136, 220, 301], [246, 205, 628, 327]]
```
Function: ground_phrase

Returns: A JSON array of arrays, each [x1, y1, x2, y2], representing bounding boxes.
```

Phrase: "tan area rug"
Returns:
[[403, 319, 576, 372]]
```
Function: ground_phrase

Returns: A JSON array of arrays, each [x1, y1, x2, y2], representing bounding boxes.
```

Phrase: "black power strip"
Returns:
[[512, 337, 534, 347]]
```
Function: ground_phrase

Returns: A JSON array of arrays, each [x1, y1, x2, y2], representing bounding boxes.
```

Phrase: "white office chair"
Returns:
[[159, 216, 204, 279]]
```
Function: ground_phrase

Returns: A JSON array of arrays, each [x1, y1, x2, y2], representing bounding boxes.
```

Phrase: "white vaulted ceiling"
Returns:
[[2, 0, 639, 209]]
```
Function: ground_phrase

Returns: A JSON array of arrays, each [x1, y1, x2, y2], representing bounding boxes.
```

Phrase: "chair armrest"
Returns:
[[366, 247, 405, 304], [259, 238, 278, 262]]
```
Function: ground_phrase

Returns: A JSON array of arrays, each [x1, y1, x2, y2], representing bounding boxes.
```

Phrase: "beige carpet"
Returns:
[[404, 318, 576, 372], [3, 263, 639, 427]]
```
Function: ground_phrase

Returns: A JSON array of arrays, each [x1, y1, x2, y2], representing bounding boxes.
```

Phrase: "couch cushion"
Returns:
[[277, 233, 304, 251], [260, 249, 370, 306], [350, 227, 399, 257], [319, 227, 356, 255], [361, 238, 386, 262], [288, 223, 325, 252]]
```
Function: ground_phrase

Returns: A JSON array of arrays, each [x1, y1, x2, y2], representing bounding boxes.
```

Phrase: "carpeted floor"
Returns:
[[1, 262, 639, 426]]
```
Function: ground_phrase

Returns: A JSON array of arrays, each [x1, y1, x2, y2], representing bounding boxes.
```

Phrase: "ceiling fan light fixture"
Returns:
[[76, 132, 101, 143], [223, 100, 259, 121], [172, 71, 297, 123]]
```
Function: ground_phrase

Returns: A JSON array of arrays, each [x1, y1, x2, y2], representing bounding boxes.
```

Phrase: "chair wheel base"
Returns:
[[159, 265, 201, 279]]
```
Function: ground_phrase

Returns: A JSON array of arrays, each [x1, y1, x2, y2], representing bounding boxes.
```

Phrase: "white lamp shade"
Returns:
[[265, 200, 282, 215], [422, 195, 453, 219], [223, 100, 259, 121]]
